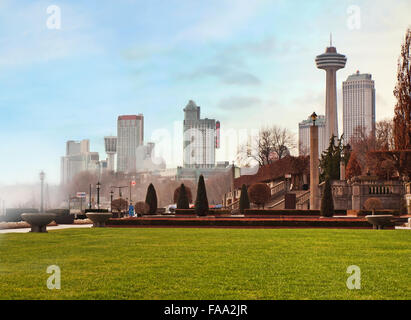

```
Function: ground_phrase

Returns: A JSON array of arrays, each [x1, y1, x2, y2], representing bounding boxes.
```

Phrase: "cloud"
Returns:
[[218, 96, 262, 110], [175, 36, 279, 87], [178, 62, 262, 86]]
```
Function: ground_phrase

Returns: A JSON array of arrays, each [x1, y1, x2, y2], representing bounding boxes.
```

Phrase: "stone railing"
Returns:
[[224, 180, 286, 210], [296, 190, 310, 209], [368, 185, 393, 195], [270, 181, 286, 196]]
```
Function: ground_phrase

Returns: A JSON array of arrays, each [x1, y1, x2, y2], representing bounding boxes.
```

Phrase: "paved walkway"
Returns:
[[0, 224, 93, 234]]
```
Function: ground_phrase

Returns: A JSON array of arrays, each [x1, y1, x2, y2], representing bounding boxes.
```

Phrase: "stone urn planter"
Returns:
[[365, 215, 394, 230], [21, 213, 56, 233], [86, 212, 113, 227]]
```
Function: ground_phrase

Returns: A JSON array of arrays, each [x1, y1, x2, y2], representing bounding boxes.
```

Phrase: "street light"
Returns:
[[110, 190, 114, 212], [310, 112, 318, 126], [39, 171, 45, 212], [89, 184, 92, 209], [96, 181, 101, 210]]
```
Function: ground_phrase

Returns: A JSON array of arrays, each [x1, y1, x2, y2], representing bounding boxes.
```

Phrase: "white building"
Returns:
[[299, 115, 327, 158], [183, 100, 219, 169], [117, 114, 144, 173], [60, 140, 100, 185], [343, 71, 376, 143], [104, 136, 117, 172]]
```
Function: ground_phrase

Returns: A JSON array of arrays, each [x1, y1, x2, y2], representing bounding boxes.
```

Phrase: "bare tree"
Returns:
[[375, 119, 395, 151], [393, 28, 411, 152], [349, 126, 376, 171], [237, 125, 296, 167], [270, 126, 296, 159], [298, 141, 309, 157], [206, 169, 232, 205]]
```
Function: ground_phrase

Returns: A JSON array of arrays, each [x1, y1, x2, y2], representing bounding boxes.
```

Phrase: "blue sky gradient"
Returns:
[[0, 0, 410, 184]]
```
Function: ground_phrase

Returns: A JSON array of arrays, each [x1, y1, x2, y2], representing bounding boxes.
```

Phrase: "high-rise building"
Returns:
[[343, 71, 376, 143], [299, 115, 327, 157], [104, 136, 117, 172], [60, 140, 100, 184], [316, 38, 347, 143], [117, 114, 144, 173], [66, 139, 89, 156], [183, 100, 219, 169]]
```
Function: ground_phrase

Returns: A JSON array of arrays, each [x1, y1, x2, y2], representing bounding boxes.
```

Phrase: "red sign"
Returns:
[[131, 181, 136, 186]]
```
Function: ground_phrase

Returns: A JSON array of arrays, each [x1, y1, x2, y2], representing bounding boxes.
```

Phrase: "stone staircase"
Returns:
[[227, 181, 287, 211], [267, 190, 310, 209]]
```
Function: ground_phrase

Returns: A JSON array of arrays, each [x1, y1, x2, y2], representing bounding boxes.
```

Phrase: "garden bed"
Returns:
[[175, 209, 231, 216], [244, 209, 347, 216], [347, 210, 400, 217], [106, 216, 372, 228], [0, 221, 57, 230]]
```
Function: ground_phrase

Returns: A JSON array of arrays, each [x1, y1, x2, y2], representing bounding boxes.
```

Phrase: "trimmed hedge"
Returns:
[[175, 209, 231, 216], [85, 209, 109, 213], [145, 183, 158, 214], [106, 217, 372, 228], [347, 209, 399, 217], [245, 209, 320, 216], [244, 209, 347, 216], [195, 175, 209, 216], [46, 209, 74, 224], [2, 208, 39, 222]]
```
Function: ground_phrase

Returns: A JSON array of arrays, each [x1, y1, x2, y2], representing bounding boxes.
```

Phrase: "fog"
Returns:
[[0, 183, 64, 212]]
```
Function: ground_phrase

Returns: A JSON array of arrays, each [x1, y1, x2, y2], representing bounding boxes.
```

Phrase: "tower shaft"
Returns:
[[325, 69, 339, 140]]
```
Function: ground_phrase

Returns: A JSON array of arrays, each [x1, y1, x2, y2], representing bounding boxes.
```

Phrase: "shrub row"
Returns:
[[347, 210, 399, 217], [46, 209, 74, 224], [243, 209, 347, 216], [106, 217, 372, 228], [175, 209, 231, 216], [244, 209, 321, 216], [2, 208, 39, 222], [85, 209, 109, 213]]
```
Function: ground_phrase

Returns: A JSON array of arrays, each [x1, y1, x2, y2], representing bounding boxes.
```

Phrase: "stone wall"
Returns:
[[329, 177, 405, 211]]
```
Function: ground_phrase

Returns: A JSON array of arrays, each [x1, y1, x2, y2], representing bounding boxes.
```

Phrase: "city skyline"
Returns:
[[0, 0, 410, 184]]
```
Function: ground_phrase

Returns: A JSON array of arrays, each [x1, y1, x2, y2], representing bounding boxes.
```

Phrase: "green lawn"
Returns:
[[0, 228, 410, 300]]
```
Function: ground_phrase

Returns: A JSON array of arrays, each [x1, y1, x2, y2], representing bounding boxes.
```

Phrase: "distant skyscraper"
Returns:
[[117, 114, 144, 173], [316, 37, 347, 142], [104, 136, 117, 172], [299, 115, 327, 158], [183, 100, 219, 168], [60, 139, 100, 184], [343, 71, 376, 143]]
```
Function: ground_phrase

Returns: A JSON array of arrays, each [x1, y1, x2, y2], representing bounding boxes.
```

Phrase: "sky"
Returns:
[[0, 0, 410, 185]]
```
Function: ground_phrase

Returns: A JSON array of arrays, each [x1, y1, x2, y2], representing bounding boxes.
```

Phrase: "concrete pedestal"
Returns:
[[86, 212, 113, 227], [21, 213, 56, 233]]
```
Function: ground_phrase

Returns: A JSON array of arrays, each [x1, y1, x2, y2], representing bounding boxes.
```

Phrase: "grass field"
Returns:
[[0, 228, 410, 300]]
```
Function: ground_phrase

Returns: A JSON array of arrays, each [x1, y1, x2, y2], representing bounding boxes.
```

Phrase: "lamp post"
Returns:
[[89, 184, 92, 209], [96, 182, 101, 210], [310, 112, 318, 126], [39, 171, 45, 213], [340, 148, 346, 181], [110, 190, 114, 212]]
